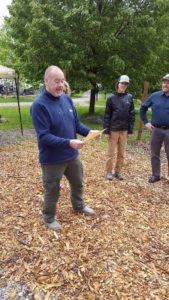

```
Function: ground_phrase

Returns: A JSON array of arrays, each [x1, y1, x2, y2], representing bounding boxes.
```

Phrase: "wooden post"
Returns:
[[137, 80, 150, 141]]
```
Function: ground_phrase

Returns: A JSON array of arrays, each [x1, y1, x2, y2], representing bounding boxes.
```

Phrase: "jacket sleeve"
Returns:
[[140, 96, 153, 124], [103, 96, 112, 134], [128, 96, 135, 134]]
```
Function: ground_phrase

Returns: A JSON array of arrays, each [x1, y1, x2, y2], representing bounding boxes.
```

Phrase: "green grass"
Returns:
[[0, 106, 33, 130], [0, 95, 34, 103], [70, 91, 84, 98], [76, 107, 103, 127], [0, 103, 151, 141]]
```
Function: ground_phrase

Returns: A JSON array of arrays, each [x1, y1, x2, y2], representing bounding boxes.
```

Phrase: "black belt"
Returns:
[[154, 125, 169, 129]]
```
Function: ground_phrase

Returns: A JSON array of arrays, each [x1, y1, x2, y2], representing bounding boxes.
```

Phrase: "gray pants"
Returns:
[[151, 127, 169, 177], [41, 158, 85, 223]]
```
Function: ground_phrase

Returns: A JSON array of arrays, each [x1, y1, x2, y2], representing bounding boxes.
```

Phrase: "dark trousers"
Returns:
[[151, 128, 169, 177], [41, 158, 85, 223]]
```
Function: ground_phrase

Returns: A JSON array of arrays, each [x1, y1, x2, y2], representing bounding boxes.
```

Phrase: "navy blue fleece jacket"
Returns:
[[31, 90, 90, 164]]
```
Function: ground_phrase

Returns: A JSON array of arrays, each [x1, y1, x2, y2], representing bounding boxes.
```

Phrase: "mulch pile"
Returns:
[[0, 138, 169, 299]]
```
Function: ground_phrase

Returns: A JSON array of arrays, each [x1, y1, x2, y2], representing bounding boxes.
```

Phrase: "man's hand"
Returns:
[[145, 122, 154, 131], [69, 139, 85, 150]]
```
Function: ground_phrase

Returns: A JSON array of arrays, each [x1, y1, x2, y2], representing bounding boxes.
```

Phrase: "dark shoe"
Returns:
[[106, 172, 113, 180], [148, 176, 160, 183], [80, 206, 96, 216], [44, 220, 61, 231], [114, 172, 124, 180]]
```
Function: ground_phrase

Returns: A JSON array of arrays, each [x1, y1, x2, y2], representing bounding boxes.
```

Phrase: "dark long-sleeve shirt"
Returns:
[[31, 90, 90, 164], [140, 91, 169, 125]]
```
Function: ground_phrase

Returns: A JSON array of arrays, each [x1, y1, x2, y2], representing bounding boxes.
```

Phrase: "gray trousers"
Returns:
[[41, 158, 85, 223], [151, 127, 169, 177]]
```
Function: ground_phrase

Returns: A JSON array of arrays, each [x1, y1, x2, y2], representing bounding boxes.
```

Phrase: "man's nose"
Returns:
[[58, 82, 64, 87]]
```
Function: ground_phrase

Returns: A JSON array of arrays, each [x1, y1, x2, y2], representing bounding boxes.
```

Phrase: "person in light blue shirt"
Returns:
[[31, 66, 98, 231], [140, 74, 169, 183]]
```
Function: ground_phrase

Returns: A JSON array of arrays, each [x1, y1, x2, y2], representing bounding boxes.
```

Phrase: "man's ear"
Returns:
[[44, 78, 48, 87]]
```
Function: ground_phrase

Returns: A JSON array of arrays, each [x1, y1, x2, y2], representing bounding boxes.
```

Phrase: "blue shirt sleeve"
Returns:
[[140, 95, 153, 124]]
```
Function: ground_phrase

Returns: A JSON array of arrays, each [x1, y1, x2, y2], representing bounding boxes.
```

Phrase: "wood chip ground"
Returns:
[[0, 138, 169, 299]]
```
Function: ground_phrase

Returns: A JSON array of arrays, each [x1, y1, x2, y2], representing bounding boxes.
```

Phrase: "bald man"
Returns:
[[31, 66, 96, 231]]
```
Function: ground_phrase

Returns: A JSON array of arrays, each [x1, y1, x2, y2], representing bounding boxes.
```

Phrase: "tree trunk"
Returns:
[[137, 80, 150, 140], [89, 88, 96, 115], [63, 69, 67, 79]]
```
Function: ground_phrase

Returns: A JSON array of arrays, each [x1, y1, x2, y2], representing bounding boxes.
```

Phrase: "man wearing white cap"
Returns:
[[103, 75, 135, 181], [140, 74, 169, 183]]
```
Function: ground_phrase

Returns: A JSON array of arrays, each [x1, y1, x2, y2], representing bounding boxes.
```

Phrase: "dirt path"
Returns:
[[0, 129, 36, 145], [0, 91, 91, 107]]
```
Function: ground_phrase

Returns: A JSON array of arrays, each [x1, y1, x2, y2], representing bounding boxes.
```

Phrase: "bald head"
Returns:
[[44, 65, 65, 97], [44, 66, 64, 81]]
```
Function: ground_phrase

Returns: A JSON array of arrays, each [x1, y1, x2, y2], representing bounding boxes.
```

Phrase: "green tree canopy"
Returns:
[[6, 0, 169, 112], [0, 24, 14, 66]]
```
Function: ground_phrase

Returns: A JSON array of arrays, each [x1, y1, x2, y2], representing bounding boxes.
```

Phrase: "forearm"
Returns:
[[38, 130, 70, 147]]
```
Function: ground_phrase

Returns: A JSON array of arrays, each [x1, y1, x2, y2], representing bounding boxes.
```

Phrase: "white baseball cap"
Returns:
[[162, 74, 169, 81], [118, 75, 130, 83]]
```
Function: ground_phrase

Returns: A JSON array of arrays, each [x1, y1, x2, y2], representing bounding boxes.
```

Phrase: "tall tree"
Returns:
[[7, 0, 169, 113], [0, 24, 14, 66]]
